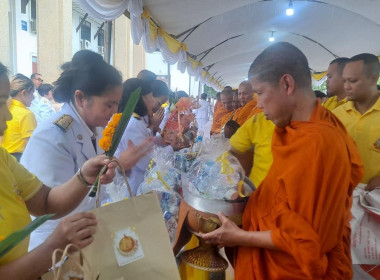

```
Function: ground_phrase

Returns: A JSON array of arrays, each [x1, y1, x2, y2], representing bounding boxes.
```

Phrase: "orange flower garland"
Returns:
[[99, 113, 122, 152]]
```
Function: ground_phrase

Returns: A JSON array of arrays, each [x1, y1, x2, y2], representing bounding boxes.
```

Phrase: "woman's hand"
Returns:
[[148, 107, 165, 132], [81, 154, 117, 185], [45, 212, 97, 250], [119, 137, 154, 171]]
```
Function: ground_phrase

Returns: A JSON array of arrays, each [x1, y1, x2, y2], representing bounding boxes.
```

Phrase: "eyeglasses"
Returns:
[[34, 78, 43, 82]]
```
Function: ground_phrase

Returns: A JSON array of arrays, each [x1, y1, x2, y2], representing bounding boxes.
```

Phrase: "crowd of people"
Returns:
[[0, 42, 379, 279]]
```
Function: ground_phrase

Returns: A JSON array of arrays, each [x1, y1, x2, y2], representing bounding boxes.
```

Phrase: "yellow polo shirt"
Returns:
[[1, 99, 37, 153], [0, 146, 43, 265], [230, 112, 275, 187], [332, 95, 380, 183], [322, 96, 347, 111]]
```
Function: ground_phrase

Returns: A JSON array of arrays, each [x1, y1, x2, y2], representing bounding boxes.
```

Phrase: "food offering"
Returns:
[[113, 227, 144, 267]]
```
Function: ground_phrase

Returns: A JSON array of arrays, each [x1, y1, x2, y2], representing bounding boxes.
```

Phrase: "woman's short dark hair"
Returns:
[[119, 78, 152, 114], [53, 55, 122, 103], [119, 79, 169, 116], [151, 80, 170, 98], [37, 84, 54, 97], [177, 90, 189, 98], [60, 50, 104, 71]]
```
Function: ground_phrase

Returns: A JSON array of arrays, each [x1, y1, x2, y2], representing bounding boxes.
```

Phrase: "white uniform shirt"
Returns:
[[29, 92, 56, 124], [21, 103, 103, 251], [115, 115, 173, 195]]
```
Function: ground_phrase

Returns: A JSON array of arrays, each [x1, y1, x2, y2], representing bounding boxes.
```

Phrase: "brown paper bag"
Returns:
[[82, 192, 180, 280], [41, 244, 98, 280]]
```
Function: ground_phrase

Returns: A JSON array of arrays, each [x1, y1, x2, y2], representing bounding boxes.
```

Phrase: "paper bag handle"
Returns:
[[51, 244, 93, 280], [95, 157, 134, 208]]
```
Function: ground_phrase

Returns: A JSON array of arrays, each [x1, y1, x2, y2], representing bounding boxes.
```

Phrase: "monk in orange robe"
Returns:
[[233, 81, 261, 125], [201, 42, 364, 279], [210, 89, 234, 135]]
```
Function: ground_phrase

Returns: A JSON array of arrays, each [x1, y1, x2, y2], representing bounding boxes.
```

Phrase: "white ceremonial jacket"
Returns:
[[29, 94, 56, 124], [21, 103, 103, 251], [115, 115, 173, 196]]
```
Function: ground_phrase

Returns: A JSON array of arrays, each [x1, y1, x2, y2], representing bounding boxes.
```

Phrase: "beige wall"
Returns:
[[37, 0, 72, 84], [114, 16, 145, 81], [0, 0, 10, 68]]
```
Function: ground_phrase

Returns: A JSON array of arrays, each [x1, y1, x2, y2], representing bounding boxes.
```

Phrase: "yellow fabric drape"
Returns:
[[312, 71, 327, 81], [188, 55, 203, 70], [157, 27, 187, 54], [140, 7, 221, 89]]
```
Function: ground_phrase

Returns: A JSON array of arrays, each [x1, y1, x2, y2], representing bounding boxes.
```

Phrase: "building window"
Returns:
[[80, 18, 91, 42], [98, 29, 104, 47], [30, 0, 36, 20], [32, 56, 38, 74]]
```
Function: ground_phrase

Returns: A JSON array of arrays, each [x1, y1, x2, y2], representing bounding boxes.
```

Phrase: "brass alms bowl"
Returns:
[[179, 177, 255, 272]]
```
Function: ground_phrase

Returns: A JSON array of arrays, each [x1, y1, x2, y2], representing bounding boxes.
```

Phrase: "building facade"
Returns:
[[0, 0, 146, 84]]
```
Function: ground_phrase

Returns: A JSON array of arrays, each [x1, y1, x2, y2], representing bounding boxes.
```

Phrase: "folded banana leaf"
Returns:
[[0, 213, 55, 259]]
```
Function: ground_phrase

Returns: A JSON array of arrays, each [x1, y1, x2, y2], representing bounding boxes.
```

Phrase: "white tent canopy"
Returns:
[[77, 0, 380, 89]]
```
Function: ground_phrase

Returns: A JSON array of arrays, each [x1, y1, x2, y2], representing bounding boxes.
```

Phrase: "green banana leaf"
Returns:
[[89, 87, 141, 197], [0, 213, 55, 259]]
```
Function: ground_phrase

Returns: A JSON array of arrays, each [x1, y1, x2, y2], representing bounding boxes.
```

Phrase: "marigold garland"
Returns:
[[99, 113, 122, 152]]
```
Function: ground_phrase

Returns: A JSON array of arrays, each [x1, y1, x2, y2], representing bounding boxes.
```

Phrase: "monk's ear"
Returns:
[[279, 74, 295, 96]]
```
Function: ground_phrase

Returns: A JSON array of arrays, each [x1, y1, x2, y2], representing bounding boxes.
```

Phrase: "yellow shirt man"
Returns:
[[322, 96, 347, 111], [0, 146, 42, 265], [332, 96, 380, 183], [230, 112, 275, 187], [2, 99, 37, 153]]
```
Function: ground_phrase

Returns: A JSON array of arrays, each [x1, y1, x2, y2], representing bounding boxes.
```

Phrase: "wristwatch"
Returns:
[[76, 168, 93, 187]]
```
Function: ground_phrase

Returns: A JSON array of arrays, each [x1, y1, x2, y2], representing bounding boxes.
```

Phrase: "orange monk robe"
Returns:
[[210, 105, 233, 134], [231, 107, 242, 122], [233, 96, 262, 126], [235, 103, 364, 280], [213, 100, 223, 114]]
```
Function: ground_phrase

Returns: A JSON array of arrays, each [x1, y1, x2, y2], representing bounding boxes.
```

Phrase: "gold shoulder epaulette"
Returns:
[[133, 112, 141, 120], [53, 114, 74, 131]]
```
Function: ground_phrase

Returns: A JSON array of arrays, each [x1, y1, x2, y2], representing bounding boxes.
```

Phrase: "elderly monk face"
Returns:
[[220, 91, 234, 111], [251, 76, 294, 128], [342, 60, 376, 102], [238, 82, 254, 106]]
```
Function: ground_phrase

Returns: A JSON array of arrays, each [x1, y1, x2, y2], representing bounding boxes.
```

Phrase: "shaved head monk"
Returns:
[[201, 42, 364, 279], [210, 88, 234, 135], [233, 80, 261, 125]]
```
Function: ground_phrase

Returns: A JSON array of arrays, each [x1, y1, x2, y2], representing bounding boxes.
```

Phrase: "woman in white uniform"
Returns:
[[115, 79, 172, 195], [21, 51, 150, 250]]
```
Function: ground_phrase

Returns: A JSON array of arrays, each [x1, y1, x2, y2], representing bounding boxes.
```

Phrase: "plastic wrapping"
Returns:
[[137, 147, 182, 243], [186, 140, 252, 201], [100, 169, 131, 206]]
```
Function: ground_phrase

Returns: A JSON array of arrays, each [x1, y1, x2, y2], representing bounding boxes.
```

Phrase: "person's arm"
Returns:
[[365, 175, 380, 191], [0, 213, 97, 280], [25, 154, 116, 218], [199, 212, 277, 250]]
